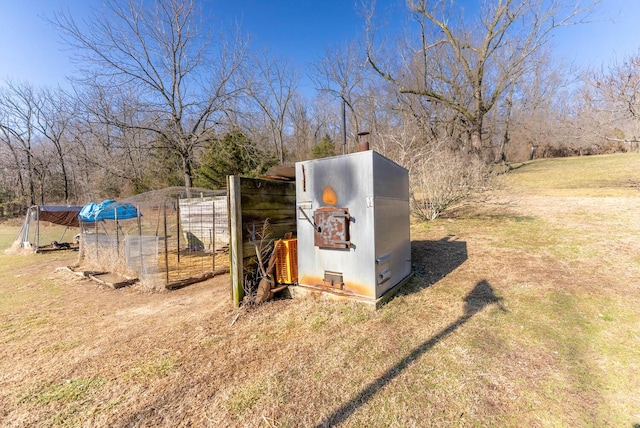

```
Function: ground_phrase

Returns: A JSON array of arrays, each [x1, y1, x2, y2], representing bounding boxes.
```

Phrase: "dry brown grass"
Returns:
[[76, 244, 230, 291], [1, 153, 639, 427]]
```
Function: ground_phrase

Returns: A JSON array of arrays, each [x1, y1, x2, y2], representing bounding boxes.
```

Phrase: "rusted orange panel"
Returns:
[[298, 275, 374, 298], [322, 185, 338, 205]]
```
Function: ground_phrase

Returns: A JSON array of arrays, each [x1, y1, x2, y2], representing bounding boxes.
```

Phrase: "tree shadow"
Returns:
[[399, 235, 468, 296], [315, 279, 502, 428]]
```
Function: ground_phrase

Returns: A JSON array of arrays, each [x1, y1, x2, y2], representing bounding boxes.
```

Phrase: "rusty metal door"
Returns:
[[313, 207, 350, 249]]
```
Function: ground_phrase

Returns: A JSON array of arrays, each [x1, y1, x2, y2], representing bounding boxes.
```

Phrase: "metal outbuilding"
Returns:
[[294, 150, 412, 307]]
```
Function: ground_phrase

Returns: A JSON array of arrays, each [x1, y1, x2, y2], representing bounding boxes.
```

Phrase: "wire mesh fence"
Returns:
[[78, 187, 229, 290]]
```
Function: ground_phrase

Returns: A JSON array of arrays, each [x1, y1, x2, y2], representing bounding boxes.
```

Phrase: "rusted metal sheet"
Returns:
[[323, 270, 344, 288], [314, 207, 350, 249], [298, 274, 374, 298]]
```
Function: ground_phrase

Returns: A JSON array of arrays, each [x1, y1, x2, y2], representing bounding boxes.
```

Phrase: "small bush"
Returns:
[[376, 131, 489, 221], [409, 149, 487, 221]]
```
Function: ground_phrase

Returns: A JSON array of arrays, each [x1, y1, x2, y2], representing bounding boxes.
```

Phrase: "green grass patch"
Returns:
[[502, 153, 640, 196], [0, 251, 74, 317], [227, 373, 288, 416], [125, 357, 181, 380], [41, 339, 82, 353], [1, 312, 50, 344], [498, 285, 640, 427], [0, 224, 20, 249], [19, 377, 107, 405], [199, 334, 223, 348]]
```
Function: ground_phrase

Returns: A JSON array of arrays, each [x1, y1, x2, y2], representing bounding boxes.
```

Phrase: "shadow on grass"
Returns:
[[315, 279, 502, 428], [399, 236, 468, 296]]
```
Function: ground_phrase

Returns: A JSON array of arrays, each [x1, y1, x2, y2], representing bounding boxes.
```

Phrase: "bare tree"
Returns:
[[581, 51, 640, 151], [310, 93, 344, 148], [0, 112, 26, 201], [246, 50, 298, 164], [366, 0, 599, 159], [311, 42, 372, 150], [497, 50, 578, 161], [287, 95, 315, 160], [0, 81, 39, 205], [53, 0, 249, 189], [34, 88, 76, 202], [68, 84, 166, 196]]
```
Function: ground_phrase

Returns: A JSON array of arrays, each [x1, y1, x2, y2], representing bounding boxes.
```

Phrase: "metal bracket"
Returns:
[[298, 206, 320, 232]]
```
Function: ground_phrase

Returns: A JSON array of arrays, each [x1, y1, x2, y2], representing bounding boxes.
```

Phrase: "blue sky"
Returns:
[[1, 0, 639, 91]]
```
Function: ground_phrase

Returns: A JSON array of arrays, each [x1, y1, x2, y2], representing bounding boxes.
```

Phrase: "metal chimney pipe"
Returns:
[[357, 131, 370, 152]]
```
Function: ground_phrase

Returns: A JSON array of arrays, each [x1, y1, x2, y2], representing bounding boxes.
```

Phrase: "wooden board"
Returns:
[[89, 272, 139, 289], [228, 176, 297, 307]]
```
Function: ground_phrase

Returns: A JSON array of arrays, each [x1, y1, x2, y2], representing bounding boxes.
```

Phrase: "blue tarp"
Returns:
[[78, 200, 139, 222]]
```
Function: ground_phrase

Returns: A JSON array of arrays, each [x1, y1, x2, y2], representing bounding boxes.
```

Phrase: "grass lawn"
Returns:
[[0, 153, 639, 427]]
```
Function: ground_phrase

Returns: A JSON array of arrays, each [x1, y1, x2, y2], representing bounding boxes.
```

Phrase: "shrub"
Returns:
[[195, 131, 278, 189], [409, 148, 487, 221], [311, 134, 337, 159], [376, 130, 488, 221]]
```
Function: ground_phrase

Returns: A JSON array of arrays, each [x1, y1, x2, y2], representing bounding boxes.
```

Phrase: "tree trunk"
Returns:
[[501, 87, 515, 164], [500, 128, 509, 163], [3, 142, 25, 197], [27, 151, 35, 206], [182, 155, 193, 198], [470, 120, 483, 157], [61, 161, 70, 203]]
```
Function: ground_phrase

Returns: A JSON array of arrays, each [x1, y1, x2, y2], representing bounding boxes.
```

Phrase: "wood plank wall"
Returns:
[[228, 176, 296, 306]]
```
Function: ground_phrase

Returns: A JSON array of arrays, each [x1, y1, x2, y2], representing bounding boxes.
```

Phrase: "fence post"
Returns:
[[228, 175, 244, 307]]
